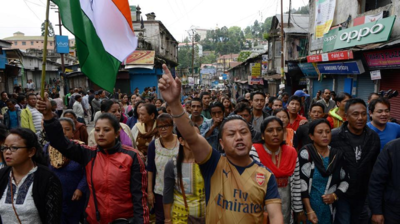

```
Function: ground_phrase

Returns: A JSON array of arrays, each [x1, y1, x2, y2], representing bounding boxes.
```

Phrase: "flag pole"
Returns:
[[40, 0, 51, 98]]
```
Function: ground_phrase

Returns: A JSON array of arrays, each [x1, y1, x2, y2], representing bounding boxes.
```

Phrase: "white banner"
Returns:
[[315, 0, 336, 38]]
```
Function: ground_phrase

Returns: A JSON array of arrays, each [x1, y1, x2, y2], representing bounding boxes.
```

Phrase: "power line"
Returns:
[[167, 0, 205, 27], [22, 0, 42, 22], [25, 0, 45, 7]]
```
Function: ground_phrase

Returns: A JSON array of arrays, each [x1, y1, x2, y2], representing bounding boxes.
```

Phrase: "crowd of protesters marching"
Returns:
[[0, 65, 399, 224]]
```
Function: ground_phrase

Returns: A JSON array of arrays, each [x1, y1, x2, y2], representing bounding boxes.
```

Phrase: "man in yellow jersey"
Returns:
[[158, 64, 283, 224]]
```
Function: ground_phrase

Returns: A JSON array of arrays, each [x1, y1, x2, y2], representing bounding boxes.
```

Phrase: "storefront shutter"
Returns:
[[356, 74, 375, 103], [380, 70, 400, 121], [312, 78, 333, 97], [335, 76, 346, 93]]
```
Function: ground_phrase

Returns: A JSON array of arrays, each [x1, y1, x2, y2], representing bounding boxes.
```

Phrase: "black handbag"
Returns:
[[91, 152, 136, 224]]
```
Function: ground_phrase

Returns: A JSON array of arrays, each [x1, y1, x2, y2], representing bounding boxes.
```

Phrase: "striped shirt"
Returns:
[[27, 105, 43, 134], [250, 146, 303, 212]]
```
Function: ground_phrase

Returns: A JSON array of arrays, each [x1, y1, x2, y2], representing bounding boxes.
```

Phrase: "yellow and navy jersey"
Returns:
[[199, 149, 281, 224]]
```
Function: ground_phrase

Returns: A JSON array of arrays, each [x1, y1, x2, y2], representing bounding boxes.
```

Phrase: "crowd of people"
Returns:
[[0, 65, 399, 223]]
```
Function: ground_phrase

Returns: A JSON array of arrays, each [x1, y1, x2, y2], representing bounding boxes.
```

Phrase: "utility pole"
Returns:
[[51, 3, 65, 97], [288, 0, 292, 28], [40, 0, 51, 98], [192, 29, 195, 82], [280, 0, 285, 85]]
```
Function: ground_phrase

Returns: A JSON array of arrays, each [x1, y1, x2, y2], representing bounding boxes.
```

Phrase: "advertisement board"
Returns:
[[55, 35, 69, 54]]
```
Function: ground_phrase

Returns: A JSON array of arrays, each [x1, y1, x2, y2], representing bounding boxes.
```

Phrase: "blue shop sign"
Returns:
[[317, 60, 365, 75], [55, 35, 69, 54], [298, 63, 318, 77], [222, 73, 228, 80], [0, 51, 6, 69]]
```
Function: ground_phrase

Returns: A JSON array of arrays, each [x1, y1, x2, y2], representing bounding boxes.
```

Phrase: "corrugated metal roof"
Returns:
[[276, 14, 309, 34]]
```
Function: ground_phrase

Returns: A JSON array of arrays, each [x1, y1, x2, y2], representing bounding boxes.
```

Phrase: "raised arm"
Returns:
[[37, 97, 94, 166], [158, 64, 212, 163]]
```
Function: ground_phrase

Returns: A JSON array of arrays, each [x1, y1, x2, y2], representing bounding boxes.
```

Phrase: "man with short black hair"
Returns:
[[286, 96, 307, 131], [158, 64, 283, 223], [200, 92, 212, 119], [272, 98, 283, 110], [281, 92, 289, 108], [367, 92, 380, 122], [190, 98, 209, 130], [331, 98, 380, 224], [367, 97, 400, 150], [311, 90, 322, 105], [21, 93, 43, 134], [91, 91, 101, 116], [73, 95, 85, 124], [294, 102, 325, 149], [250, 91, 270, 131], [234, 102, 262, 143], [318, 89, 335, 113], [200, 102, 224, 150]]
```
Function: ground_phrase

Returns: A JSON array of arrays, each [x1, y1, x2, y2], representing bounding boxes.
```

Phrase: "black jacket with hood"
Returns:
[[330, 121, 380, 199]]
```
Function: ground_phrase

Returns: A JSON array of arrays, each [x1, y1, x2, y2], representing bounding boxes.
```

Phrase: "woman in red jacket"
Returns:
[[38, 97, 149, 224]]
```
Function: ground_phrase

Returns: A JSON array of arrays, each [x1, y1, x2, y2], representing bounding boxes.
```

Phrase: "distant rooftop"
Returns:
[[275, 14, 309, 34], [3, 32, 75, 41]]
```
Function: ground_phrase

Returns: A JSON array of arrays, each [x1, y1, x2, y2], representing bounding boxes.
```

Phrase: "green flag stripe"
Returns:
[[52, 0, 120, 92]]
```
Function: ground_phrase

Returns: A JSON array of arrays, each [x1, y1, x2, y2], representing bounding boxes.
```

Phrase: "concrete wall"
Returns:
[[132, 22, 178, 63]]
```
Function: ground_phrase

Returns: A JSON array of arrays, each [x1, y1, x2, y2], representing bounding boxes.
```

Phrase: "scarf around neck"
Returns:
[[304, 144, 341, 177]]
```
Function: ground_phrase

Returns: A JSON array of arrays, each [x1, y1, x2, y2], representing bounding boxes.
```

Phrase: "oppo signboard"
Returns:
[[334, 16, 396, 50]]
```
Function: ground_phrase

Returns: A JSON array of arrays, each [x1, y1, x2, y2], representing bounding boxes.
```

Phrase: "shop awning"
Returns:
[[124, 50, 155, 70]]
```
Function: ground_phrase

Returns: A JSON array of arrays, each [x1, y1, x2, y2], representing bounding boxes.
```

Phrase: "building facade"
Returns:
[[305, 0, 400, 119]]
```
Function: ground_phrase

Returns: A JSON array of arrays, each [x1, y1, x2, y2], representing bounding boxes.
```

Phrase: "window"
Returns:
[[14, 41, 17, 45], [22, 42, 26, 45], [362, 0, 391, 12], [31, 41, 34, 45]]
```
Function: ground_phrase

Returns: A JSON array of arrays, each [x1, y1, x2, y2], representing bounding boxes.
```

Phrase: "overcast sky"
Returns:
[[0, 0, 308, 41]]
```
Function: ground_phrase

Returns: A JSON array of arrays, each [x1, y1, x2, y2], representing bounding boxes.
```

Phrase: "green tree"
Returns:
[[237, 51, 251, 62], [41, 21, 55, 37], [202, 52, 217, 64]]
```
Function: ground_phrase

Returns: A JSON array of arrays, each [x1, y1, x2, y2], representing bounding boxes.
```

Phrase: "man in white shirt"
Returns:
[[82, 91, 91, 124], [72, 95, 85, 124], [26, 79, 35, 90]]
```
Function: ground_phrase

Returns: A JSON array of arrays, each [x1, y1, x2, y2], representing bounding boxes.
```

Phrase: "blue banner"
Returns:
[[298, 63, 318, 77], [55, 35, 69, 54], [0, 51, 6, 69], [317, 60, 365, 75]]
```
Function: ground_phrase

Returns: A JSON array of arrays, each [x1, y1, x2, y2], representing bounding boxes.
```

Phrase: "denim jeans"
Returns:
[[334, 196, 370, 224]]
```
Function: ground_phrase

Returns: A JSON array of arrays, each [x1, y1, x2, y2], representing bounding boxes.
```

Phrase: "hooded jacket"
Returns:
[[330, 122, 380, 199]]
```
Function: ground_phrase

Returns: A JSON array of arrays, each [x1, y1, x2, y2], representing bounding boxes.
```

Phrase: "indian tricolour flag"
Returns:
[[51, 0, 137, 92]]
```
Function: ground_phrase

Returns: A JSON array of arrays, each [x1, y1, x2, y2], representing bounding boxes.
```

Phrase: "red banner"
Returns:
[[307, 50, 354, 63]]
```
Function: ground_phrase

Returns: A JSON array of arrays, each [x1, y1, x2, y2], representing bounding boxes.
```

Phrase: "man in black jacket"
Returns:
[[331, 98, 380, 224], [369, 138, 400, 224]]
